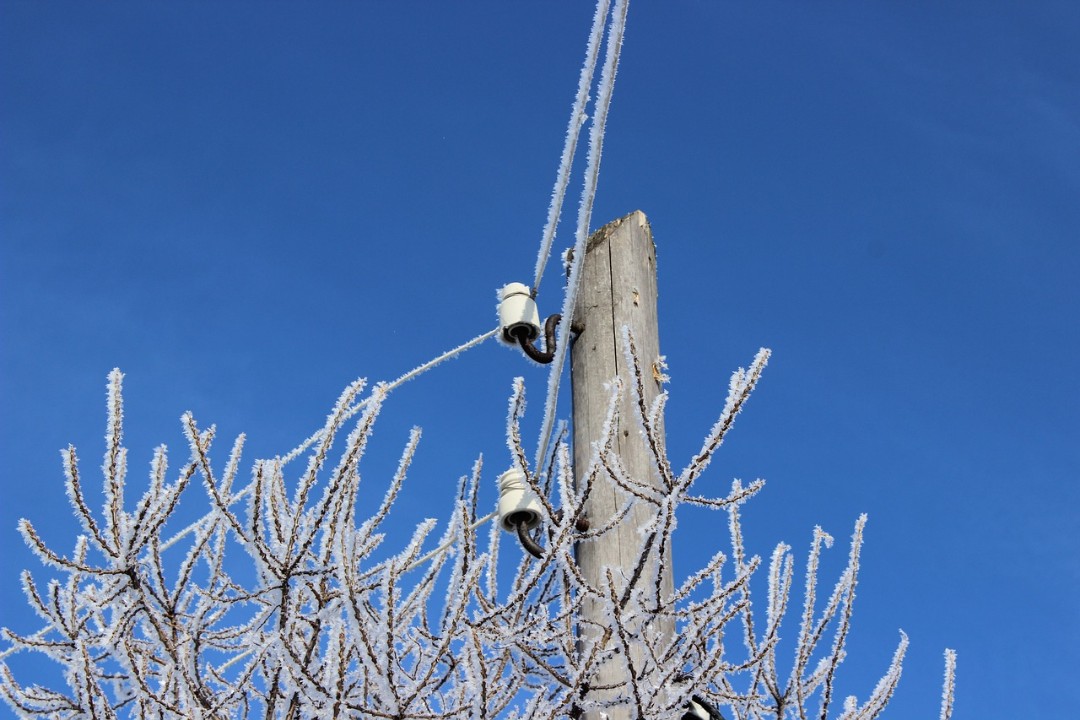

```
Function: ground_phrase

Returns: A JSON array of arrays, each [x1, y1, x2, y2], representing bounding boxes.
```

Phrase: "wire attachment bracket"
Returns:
[[512, 313, 561, 364], [497, 282, 561, 364], [514, 516, 545, 559]]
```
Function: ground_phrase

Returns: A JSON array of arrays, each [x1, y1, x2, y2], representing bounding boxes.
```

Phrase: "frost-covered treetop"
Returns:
[[1, 344, 955, 718]]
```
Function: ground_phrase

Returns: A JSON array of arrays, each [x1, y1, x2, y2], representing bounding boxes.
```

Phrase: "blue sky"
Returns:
[[2, 1, 1077, 716]]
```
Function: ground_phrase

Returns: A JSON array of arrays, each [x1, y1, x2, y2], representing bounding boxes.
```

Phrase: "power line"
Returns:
[[534, 0, 630, 474], [282, 327, 499, 465], [160, 326, 500, 553], [531, 0, 611, 296]]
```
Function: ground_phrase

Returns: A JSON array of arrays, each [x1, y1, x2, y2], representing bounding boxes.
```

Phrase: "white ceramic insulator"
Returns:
[[497, 468, 542, 531], [498, 282, 541, 345]]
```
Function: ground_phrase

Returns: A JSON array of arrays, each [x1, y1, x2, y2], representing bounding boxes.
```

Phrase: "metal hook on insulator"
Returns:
[[510, 508, 587, 560], [513, 515, 545, 559], [510, 313, 561, 365], [682, 695, 727, 720]]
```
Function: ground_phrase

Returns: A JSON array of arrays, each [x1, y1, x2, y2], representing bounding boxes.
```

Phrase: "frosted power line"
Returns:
[[159, 327, 500, 553], [403, 511, 498, 573], [531, 0, 610, 295], [282, 327, 499, 465], [534, 0, 629, 473]]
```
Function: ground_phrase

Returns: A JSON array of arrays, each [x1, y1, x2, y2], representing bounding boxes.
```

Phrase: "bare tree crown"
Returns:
[[1, 343, 955, 719]]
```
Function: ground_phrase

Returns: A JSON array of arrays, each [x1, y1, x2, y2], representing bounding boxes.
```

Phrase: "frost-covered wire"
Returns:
[[283, 326, 498, 465], [403, 511, 498, 573], [158, 327, 498, 553], [534, 0, 630, 472], [531, 0, 610, 294]]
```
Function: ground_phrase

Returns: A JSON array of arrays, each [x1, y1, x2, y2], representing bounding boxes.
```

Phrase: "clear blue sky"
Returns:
[[2, 2, 1077, 716]]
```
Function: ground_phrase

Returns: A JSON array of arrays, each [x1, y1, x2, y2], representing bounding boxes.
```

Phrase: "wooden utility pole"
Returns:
[[571, 210, 673, 718]]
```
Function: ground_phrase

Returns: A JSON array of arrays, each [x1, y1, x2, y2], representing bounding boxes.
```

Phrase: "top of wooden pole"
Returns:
[[584, 209, 653, 254]]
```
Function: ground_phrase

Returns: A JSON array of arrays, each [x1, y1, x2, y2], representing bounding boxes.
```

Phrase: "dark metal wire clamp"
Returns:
[[510, 313, 561, 364], [512, 516, 545, 559], [510, 508, 589, 560]]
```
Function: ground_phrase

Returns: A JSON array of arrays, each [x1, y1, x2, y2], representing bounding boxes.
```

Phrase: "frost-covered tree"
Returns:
[[1, 1, 958, 716], [0, 344, 956, 719]]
